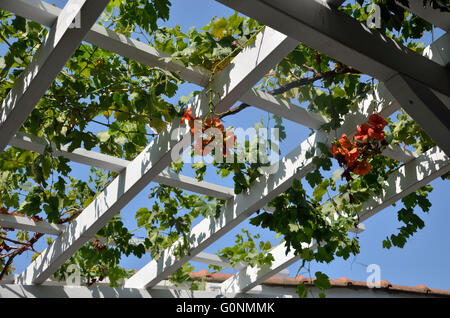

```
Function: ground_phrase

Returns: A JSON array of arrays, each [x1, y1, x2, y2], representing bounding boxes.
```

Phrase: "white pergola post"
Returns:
[[0, 0, 110, 152]]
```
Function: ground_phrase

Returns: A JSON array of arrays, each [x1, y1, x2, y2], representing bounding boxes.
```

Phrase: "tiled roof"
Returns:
[[188, 270, 450, 297]]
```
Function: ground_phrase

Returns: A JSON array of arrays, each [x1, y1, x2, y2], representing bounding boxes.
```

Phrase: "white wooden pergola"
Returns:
[[0, 0, 449, 298]]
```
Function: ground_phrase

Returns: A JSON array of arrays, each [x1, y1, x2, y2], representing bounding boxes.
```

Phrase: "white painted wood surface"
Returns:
[[397, 0, 450, 32], [216, 0, 450, 98], [0, 0, 109, 152], [0, 214, 65, 236], [10, 132, 235, 199]]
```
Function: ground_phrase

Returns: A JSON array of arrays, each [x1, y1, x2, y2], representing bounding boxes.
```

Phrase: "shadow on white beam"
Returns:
[[0, 0, 110, 152], [0, 214, 65, 235], [359, 146, 450, 222], [385, 74, 450, 156], [216, 0, 450, 98], [240, 89, 328, 129], [397, 0, 450, 32], [0, 284, 151, 298]]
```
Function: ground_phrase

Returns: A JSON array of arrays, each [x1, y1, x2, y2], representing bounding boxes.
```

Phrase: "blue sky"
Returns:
[[2, 0, 449, 290]]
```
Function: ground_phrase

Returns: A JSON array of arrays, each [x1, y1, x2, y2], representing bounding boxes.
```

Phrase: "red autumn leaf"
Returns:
[[354, 123, 370, 142], [339, 134, 354, 149], [353, 160, 372, 176], [367, 126, 385, 141], [368, 113, 388, 128]]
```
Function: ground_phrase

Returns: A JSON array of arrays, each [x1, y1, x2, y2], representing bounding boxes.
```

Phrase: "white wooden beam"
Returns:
[[0, 214, 65, 235], [155, 171, 234, 200], [385, 74, 450, 156], [216, 0, 450, 99], [190, 252, 291, 277], [221, 145, 449, 293], [191, 252, 247, 270], [220, 224, 364, 294], [240, 89, 328, 129], [423, 33, 449, 66], [0, 284, 151, 298], [359, 146, 450, 222], [385, 33, 450, 156], [16, 27, 298, 285], [10, 132, 234, 200], [0, 0, 110, 152], [10, 132, 129, 173], [382, 144, 417, 163], [0, 0, 61, 27], [397, 0, 450, 32], [221, 241, 316, 293], [0, 282, 302, 298]]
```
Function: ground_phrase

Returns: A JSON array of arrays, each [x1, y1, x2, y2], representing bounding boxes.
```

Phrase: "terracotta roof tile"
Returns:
[[187, 271, 450, 297]]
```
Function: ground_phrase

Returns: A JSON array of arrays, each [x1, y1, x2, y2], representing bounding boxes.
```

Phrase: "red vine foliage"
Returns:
[[330, 114, 389, 181], [181, 109, 236, 158]]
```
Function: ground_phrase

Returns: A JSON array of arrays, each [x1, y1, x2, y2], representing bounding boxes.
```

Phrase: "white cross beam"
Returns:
[[0, 0, 110, 152], [396, 0, 450, 32], [9, 132, 235, 200]]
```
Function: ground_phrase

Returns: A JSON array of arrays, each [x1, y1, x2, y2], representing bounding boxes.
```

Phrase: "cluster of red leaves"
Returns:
[[181, 109, 236, 158], [92, 240, 107, 252], [330, 114, 389, 180]]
